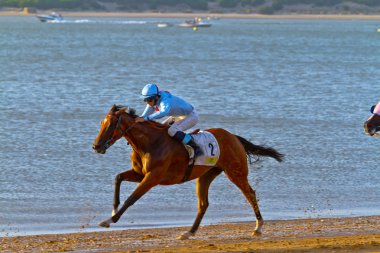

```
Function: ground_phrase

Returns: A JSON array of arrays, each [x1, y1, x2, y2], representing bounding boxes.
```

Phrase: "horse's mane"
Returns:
[[114, 105, 169, 130], [114, 105, 137, 117]]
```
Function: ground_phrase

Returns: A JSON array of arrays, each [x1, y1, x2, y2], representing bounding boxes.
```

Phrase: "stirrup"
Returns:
[[184, 145, 195, 162]]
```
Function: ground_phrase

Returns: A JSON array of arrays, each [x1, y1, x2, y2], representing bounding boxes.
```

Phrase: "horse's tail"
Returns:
[[235, 135, 284, 163]]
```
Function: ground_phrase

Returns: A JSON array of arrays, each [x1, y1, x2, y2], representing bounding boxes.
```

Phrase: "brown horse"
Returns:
[[364, 103, 380, 136], [92, 105, 283, 239]]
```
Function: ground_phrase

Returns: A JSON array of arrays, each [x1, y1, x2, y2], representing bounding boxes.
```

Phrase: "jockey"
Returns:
[[135, 83, 203, 157]]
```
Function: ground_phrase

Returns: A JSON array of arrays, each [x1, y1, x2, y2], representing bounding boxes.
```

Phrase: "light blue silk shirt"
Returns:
[[141, 91, 194, 121]]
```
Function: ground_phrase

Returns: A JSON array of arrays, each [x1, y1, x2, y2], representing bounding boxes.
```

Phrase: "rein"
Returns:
[[103, 114, 136, 149], [117, 114, 137, 136]]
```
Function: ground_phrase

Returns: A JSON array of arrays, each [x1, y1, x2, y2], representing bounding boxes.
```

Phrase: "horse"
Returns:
[[364, 102, 380, 136], [92, 105, 284, 239]]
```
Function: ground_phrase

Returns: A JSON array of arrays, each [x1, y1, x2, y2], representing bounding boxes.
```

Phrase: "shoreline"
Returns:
[[2, 215, 380, 252], [1, 10, 380, 20]]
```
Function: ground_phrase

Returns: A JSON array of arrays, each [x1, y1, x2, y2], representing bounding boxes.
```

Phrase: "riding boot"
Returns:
[[173, 131, 187, 142], [173, 131, 203, 157], [187, 138, 204, 157]]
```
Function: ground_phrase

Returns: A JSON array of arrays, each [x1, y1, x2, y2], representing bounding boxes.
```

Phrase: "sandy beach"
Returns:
[[2, 10, 380, 20], [1, 215, 380, 252]]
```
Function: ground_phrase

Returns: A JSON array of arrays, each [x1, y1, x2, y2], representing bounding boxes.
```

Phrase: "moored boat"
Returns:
[[178, 18, 211, 28], [36, 12, 63, 23]]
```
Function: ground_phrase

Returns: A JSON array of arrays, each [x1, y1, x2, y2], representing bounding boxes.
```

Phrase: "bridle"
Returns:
[[102, 113, 137, 149]]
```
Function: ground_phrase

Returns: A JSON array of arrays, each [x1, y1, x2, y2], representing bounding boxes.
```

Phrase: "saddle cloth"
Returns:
[[185, 131, 220, 166]]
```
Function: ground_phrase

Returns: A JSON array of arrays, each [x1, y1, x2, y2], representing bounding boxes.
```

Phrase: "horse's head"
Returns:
[[92, 105, 136, 154], [364, 102, 380, 136]]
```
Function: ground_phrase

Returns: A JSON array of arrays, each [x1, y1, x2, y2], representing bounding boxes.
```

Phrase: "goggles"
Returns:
[[143, 96, 156, 102]]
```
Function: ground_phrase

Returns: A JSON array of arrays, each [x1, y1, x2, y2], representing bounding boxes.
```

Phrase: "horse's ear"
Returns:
[[118, 107, 128, 113], [111, 104, 117, 112], [371, 105, 376, 113]]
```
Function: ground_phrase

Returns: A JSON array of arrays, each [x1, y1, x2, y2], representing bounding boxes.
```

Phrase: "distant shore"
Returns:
[[2, 10, 380, 20], [2, 215, 380, 252]]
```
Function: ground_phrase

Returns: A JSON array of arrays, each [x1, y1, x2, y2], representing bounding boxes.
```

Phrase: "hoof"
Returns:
[[98, 221, 110, 228], [98, 218, 112, 228], [252, 230, 262, 236], [112, 208, 118, 216], [176, 231, 194, 240]]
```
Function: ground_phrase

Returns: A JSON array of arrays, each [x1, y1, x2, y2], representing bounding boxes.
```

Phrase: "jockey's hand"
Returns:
[[135, 117, 145, 123]]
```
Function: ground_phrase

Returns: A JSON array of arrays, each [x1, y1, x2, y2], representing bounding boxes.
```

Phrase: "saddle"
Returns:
[[184, 130, 220, 166], [181, 130, 220, 183]]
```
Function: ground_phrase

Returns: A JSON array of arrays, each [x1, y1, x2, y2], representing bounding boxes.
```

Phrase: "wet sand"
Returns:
[[2, 215, 380, 252]]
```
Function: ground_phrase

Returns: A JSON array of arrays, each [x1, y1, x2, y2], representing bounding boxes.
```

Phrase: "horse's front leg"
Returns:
[[99, 172, 158, 228], [112, 169, 143, 216]]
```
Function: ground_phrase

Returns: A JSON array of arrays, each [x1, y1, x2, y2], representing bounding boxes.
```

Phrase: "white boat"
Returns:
[[36, 12, 63, 23], [178, 18, 211, 28], [157, 22, 173, 28], [194, 21, 212, 28]]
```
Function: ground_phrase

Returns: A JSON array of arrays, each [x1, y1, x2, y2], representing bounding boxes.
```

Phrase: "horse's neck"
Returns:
[[125, 123, 168, 152]]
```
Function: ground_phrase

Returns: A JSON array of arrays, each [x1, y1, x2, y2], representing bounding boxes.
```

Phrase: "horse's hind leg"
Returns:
[[226, 173, 263, 236], [112, 169, 143, 216], [241, 182, 263, 236], [177, 167, 222, 240]]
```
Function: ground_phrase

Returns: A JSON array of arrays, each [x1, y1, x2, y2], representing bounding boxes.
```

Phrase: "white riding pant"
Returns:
[[165, 110, 199, 137]]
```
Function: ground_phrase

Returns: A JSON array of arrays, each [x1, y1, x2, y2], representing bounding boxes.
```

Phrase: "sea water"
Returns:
[[1, 16, 380, 236]]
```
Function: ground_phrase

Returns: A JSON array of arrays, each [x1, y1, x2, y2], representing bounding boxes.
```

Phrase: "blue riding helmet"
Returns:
[[141, 84, 159, 101]]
